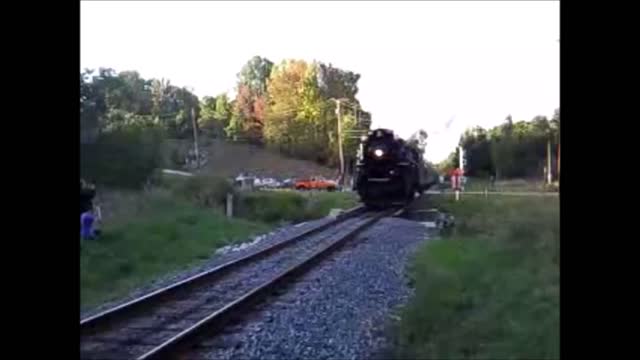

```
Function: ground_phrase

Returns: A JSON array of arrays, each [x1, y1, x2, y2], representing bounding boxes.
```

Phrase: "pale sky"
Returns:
[[81, 1, 559, 162]]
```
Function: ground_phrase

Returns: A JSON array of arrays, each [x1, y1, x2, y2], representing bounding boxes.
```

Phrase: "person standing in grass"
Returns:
[[81, 207, 101, 240], [80, 179, 101, 240]]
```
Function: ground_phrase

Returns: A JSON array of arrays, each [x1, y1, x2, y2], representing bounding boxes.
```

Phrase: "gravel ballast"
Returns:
[[189, 216, 433, 360], [81, 213, 372, 360], [81, 216, 337, 320]]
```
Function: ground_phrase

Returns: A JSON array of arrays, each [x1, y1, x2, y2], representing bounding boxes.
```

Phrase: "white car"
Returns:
[[261, 178, 281, 188], [234, 174, 256, 189]]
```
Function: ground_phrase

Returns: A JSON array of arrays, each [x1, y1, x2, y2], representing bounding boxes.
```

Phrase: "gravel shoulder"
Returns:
[[189, 216, 433, 360]]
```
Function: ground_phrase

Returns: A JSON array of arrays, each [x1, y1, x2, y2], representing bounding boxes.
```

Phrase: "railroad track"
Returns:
[[80, 205, 402, 360]]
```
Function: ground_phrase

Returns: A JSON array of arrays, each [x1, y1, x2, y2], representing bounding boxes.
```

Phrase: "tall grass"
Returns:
[[395, 195, 559, 360], [235, 190, 359, 224], [459, 177, 558, 193], [80, 189, 270, 309], [303, 191, 360, 219], [170, 175, 235, 208], [81, 178, 359, 310]]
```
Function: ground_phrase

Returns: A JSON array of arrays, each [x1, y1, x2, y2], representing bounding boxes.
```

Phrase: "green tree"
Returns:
[[317, 62, 360, 101], [199, 96, 222, 137], [150, 78, 172, 117], [238, 56, 274, 96], [80, 68, 170, 188], [81, 69, 105, 143], [459, 127, 492, 177], [449, 113, 560, 179], [437, 150, 459, 174], [214, 93, 231, 124]]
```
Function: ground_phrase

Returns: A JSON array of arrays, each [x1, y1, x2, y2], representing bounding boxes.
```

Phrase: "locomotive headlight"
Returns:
[[374, 149, 384, 157]]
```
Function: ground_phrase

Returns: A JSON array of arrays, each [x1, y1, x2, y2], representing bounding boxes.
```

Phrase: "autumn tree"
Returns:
[[230, 56, 274, 143], [264, 59, 311, 154], [264, 59, 370, 166]]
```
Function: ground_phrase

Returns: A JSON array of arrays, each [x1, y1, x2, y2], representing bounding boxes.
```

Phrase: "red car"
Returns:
[[295, 177, 338, 191]]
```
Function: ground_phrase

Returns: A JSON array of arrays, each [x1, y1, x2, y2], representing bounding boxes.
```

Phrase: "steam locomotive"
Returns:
[[353, 128, 437, 208]]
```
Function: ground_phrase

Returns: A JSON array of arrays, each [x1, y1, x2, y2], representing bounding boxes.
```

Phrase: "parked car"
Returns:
[[295, 176, 338, 191], [260, 178, 281, 189], [280, 179, 295, 189]]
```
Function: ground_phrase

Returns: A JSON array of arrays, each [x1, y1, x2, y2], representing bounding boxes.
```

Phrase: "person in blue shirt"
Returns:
[[81, 209, 96, 240], [81, 205, 101, 240]]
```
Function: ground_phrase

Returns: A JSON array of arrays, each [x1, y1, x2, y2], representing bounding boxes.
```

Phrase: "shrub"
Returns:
[[172, 175, 234, 208], [236, 191, 307, 224], [81, 123, 166, 189]]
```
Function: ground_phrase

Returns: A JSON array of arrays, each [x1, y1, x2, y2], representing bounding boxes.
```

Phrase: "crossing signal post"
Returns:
[[451, 168, 463, 201], [458, 146, 466, 174]]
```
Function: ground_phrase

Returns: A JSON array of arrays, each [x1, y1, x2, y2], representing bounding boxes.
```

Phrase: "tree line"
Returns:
[[80, 56, 376, 187], [438, 110, 560, 180]]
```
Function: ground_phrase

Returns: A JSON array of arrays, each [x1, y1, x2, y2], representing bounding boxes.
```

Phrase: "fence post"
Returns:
[[226, 193, 233, 218]]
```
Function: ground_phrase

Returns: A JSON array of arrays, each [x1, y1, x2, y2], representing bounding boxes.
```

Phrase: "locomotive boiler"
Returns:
[[354, 128, 437, 208]]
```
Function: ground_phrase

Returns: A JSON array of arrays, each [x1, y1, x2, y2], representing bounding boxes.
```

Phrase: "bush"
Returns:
[[81, 123, 166, 189], [169, 148, 185, 167], [172, 175, 234, 208], [236, 191, 308, 224], [235, 191, 359, 224]]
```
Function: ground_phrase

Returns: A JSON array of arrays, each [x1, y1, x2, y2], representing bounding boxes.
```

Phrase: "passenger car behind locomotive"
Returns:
[[354, 128, 437, 208]]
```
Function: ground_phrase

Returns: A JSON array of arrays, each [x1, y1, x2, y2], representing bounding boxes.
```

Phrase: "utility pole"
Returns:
[[191, 107, 200, 169], [335, 99, 345, 186], [547, 138, 552, 185], [557, 142, 560, 183]]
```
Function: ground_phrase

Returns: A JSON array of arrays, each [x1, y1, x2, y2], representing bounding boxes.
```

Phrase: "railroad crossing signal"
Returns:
[[458, 146, 466, 173], [451, 168, 464, 201]]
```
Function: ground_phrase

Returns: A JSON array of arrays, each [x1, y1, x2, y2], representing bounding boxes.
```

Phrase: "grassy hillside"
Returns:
[[168, 138, 340, 180]]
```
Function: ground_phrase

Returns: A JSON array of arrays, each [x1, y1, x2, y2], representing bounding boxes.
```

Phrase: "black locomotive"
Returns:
[[354, 128, 437, 208]]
